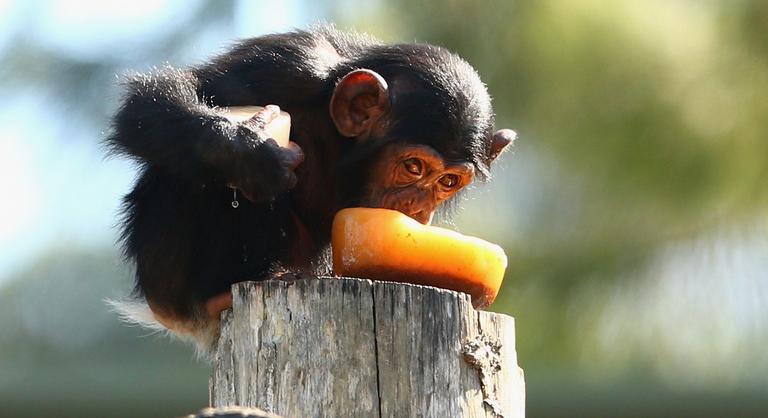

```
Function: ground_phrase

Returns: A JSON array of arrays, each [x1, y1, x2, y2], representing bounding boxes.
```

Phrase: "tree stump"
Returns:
[[210, 278, 524, 417]]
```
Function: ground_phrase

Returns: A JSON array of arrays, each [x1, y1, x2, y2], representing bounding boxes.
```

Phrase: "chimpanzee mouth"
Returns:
[[376, 206, 428, 225], [410, 210, 434, 225]]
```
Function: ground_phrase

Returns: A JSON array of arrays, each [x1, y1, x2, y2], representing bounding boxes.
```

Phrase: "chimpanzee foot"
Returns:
[[205, 291, 233, 319]]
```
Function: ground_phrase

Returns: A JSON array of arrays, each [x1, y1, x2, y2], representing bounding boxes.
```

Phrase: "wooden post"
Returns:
[[210, 278, 525, 417]]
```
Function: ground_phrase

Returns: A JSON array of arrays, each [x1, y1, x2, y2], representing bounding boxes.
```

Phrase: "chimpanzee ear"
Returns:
[[489, 129, 517, 162], [330, 69, 390, 138]]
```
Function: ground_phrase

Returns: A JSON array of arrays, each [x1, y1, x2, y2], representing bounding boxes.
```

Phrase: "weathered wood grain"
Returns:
[[210, 278, 524, 418]]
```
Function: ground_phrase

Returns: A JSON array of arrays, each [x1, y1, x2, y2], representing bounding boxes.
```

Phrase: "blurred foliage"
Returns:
[[338, 0, 768, 362], [357, 0, 768, 265], [330, 1, 768, 415], [0, 248, 209, 418], [1, 0, 767, 417]]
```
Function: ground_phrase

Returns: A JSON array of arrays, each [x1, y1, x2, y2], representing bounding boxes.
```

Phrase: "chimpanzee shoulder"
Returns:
[[194, 25, 383, 107]]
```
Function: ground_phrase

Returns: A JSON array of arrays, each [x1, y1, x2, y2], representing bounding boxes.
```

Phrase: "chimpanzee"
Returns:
[[107, 25, 514, 353]]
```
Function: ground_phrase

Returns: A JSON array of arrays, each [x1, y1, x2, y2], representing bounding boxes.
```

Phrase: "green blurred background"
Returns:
[[1, 1, 766, 417]]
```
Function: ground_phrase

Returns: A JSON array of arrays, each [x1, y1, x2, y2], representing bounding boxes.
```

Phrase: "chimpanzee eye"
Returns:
[[403, 158, 423, 176], [439, 174, 459, 188]]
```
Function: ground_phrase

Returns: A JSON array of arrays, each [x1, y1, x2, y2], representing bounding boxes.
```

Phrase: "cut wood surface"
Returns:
[[210, 277, 524, 418], [186, 406, 282, 418]]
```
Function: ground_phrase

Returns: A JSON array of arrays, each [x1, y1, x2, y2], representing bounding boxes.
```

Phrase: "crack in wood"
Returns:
[[463, 333, 505, 418], [370, 283, 384, 418]]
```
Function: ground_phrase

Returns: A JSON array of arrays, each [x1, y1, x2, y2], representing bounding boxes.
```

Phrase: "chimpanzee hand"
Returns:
[[226, 107, 304, 203]]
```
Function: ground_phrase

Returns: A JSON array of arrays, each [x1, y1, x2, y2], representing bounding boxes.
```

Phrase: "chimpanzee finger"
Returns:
[[282, 170, 298, 190], [284, 141, 305, 169], [266, 138, 304, 170], [238, 188, 259, 203], [245, 105, 280, 131], [272, 271, 315, 281]]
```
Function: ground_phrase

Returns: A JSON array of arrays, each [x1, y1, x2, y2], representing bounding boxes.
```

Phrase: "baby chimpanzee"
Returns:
[[108, 25, 514, 353]]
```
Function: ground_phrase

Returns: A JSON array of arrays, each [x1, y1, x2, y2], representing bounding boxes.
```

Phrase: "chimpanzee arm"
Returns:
[[108, 66, 302, 202]]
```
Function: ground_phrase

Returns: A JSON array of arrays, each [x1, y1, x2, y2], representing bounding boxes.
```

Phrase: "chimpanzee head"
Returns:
[[329, 43, 514, 224]]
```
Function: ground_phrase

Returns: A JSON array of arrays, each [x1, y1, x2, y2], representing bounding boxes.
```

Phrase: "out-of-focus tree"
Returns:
[[2, 0, 767, 416], [331, 0, 768, 391]]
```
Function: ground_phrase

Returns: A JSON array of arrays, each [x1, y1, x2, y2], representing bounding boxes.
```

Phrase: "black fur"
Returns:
[[107, 25, 495, 321]]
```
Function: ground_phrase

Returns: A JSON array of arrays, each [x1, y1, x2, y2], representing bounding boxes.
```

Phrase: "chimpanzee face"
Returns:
[[361, 142, 474, 224]]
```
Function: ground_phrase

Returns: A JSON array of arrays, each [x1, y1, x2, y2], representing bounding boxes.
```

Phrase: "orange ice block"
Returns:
[[332, 208, 508, 308]]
